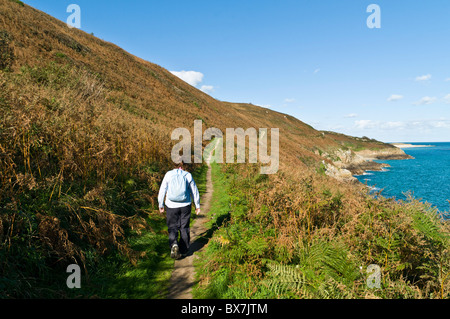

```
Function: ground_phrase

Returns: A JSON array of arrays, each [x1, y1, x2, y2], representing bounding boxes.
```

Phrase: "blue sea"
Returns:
[[355, 142, 450, 215]]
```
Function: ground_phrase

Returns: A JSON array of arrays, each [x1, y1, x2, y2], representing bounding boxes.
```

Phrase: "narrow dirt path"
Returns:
[[167, 140, 219, 299]]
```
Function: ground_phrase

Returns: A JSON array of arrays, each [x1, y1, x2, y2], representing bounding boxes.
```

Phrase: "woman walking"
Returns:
[[158, 161, 201, 259]]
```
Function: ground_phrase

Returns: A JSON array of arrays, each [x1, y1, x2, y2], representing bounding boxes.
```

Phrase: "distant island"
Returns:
[[391, 143, 435, 149]]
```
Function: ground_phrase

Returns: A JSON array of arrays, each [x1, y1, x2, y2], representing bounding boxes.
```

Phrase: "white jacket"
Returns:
[[158, 169, 200, 209]]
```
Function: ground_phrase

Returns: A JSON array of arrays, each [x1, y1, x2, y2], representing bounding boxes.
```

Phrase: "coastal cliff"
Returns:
[[323, 146, 413, 182], [355, 147, 414, 161]]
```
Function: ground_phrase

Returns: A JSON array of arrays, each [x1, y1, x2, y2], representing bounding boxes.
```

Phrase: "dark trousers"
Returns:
[[165, 204, 192, 254]]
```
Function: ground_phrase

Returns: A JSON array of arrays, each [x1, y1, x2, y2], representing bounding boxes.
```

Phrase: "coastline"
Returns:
[[391, 143, 435, 149], [324, 146, 413, 183]]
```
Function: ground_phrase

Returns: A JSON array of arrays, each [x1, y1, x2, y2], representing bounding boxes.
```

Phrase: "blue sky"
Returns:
[[24, 0, 450, 142]]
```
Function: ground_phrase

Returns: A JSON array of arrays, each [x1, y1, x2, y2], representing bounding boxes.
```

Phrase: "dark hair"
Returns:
[[173, 160, 185, 169]]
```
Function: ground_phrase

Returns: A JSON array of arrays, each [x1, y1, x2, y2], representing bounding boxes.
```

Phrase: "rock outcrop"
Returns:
[[355, 148, 414, 161], [323, 161, 358, 183], [323, 146, 412, 182]]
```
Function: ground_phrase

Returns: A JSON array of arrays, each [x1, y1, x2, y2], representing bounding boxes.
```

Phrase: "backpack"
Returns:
[[167, 170, 189, 202]]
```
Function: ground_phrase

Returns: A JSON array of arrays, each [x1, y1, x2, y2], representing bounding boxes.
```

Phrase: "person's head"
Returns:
[[173, 160, 185, 170]]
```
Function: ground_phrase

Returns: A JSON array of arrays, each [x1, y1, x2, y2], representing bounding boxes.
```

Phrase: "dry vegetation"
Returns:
[[195, 163, 450, 299], [1, 0, 448, 298]]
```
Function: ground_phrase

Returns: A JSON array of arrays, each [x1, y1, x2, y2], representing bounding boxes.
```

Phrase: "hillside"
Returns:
[[0, 0, 409, 171], [1, 0, 449, 299]]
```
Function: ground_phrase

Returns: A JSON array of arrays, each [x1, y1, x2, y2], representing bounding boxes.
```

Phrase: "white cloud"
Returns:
[[355, 120, 376, 130], [443, 94, 450, 104], [382, 121, 405, 129], [415, 74, 432, 82], [170, 70, 204, 87], [431, 121, 450, 128], [445, 78, 450, 82], [313, 68, 320, 74], [414, 96, 437, 105], [284, 98, 296, 103], [353, 119, 450, 132], [344, 113, 358, 118], [171, 70, 216, 95], [387, 94, 404, 102], [355, 120, 406, 130], [415, 120, 450, 129], [200, 85, 214, 94]]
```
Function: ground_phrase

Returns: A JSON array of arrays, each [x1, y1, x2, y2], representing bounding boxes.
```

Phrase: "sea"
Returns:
[[355, 142, 450, 215]]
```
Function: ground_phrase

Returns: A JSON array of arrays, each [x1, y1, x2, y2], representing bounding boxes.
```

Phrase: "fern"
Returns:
[[264, 263, 305, 296], [413, 210, 448, 246], [299, 241, 360, 284], [264, 241, 360, 297], [315, 278, 355, 299]]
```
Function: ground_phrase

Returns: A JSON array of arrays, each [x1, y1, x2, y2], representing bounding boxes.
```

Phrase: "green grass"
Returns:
[[192, 162, 232, 298], [191, 162, 450, 299], [191, 164, 208, 196], [40, 213, 175, 299], [193, 162, 358, 299], [200, 162, 230, 231], [193, 162, 275, 299], [190, 164, 208, 226], [0, 161, 209, 299], [94, 218, 175, 299], [93, 163, 209, 299]]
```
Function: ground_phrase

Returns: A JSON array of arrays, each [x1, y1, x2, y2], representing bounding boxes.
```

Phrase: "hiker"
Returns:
[[158, 161, 201, 260]]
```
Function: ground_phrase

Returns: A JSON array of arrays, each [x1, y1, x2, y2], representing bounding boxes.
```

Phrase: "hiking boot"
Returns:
[[170, 244, 180, 259]]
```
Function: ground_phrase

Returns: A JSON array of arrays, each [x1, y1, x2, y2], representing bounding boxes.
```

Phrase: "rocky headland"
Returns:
[[355, 147, 415, 161], [391, 143, 435, 149], [323, 146, 413, 183]]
